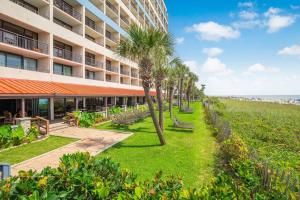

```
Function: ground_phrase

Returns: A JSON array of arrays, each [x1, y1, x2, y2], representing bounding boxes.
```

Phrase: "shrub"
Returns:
[[0, 125, 11, 148], [108, 106, 123, 115], [10, 125, 25, 146], [0, 153, 187, 200], [27, 125, 40, 142]]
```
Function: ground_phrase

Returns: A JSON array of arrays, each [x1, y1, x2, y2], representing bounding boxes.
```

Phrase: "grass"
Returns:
[[0, 136, 77, 165], [216, 99, 300, 174], [96, 103, 216, 188]]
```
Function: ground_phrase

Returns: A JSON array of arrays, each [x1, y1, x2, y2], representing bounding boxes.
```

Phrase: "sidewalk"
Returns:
[[11, 127, 132, 175]]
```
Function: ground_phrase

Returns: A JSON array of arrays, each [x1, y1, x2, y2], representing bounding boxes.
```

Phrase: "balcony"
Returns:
[[54, 0, 82, 21], [9, 0, 49, 19], [53, 47, 82, 63], [106, 32, 118, 44], [0, 28, 49, 55], [131, 72, 138, 78], [106, 1, 118, 16], [120, 69, 130, 76], [106, 65, 119, 73], [85, 57, 104, 69], [85, 20, 103, 35]]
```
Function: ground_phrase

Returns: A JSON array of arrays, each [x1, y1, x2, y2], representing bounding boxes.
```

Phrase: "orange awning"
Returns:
[[0, 77, 156, 97]]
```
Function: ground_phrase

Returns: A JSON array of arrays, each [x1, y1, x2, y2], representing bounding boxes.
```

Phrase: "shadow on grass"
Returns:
[[165, 127, 194, 133], [114, 143, 161, 149]]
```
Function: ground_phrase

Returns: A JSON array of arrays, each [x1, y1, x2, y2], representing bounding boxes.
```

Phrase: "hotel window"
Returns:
[[53, 63, 72, 76], [0, 20, 38, 40], [0, 51, 37, 71], [53, 18, 72, 31], [24, 58, 37, 71], [6, 54, 22, 69], [86, 70, 96, 80]]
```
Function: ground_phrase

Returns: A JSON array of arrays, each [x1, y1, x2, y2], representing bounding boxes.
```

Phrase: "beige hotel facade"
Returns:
[[0, 0, 167, 120]]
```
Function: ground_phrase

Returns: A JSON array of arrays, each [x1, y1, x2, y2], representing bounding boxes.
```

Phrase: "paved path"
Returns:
[[11, 127, 132, 175]]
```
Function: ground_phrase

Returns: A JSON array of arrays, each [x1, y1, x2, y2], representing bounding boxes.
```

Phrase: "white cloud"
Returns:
[[290, 5, 300, 10], [238, 2, 254, 8], [239, 11, 258, 20], [202, 57, 234, 76], [264, 7, 282, 17], [267, 15, 295, 33], [245, 63, 280, 74], [184, 60, 199, 75], [278, 45, 300, 57], [202, 47, 224, 57], [175, 37, 185, 45], [232, 20, 263, 29], [186, 21, 240, 41]]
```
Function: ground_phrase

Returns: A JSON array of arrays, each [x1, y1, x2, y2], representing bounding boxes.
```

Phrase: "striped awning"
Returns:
[[0, 77, 155, 97]]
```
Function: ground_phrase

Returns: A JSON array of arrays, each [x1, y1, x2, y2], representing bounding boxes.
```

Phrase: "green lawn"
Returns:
[[96, 103, 216, 188], [0, 136, 77, 165]]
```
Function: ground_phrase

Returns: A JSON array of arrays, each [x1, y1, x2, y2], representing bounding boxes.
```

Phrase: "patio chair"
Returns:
[[3, 111, 13, 125], [63, 112, 78, 127], [172, 117, 194, 129]]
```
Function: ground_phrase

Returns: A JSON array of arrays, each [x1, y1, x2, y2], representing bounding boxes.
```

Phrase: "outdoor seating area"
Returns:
[[172, 117, 194, 129]]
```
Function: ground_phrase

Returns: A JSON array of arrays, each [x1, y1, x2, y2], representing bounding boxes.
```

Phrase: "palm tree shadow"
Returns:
[[113, 142, 161, 149], [165, 127, 193, 133]]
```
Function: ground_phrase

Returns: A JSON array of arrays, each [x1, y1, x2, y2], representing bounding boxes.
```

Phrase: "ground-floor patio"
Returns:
[[11, 126, 133, 175]]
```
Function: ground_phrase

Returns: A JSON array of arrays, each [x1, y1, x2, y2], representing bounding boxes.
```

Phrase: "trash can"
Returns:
[[0, 163, 11, 179]]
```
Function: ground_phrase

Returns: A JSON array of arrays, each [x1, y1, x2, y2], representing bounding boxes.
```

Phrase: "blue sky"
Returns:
[[165, 0, 300, 95]]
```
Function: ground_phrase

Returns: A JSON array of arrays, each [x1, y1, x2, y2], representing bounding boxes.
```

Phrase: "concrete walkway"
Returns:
[[11, 127, 132, 175]]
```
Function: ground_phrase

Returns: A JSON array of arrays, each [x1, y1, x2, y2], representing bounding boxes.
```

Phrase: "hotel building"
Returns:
[[0, 0, 167, 120]]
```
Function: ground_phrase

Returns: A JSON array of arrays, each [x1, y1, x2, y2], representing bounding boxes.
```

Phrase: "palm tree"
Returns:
[[186, 72, 199, 108], [166, 58, 181, 117], [176, 64, 189, 111], [117, 25, 172, 145]]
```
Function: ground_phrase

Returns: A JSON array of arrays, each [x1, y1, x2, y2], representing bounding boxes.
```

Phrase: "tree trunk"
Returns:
[[177, 80, 180, 107], [144, 86, 166, 145], [169, 86, 174, 117], [179, 78, 183, 111], [139, 57, 166, 145], [155, 82, 164, 132]]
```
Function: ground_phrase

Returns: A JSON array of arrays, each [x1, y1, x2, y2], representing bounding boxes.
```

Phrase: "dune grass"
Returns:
[[0, 136, 77, 165], [96, 103, 216, 188]]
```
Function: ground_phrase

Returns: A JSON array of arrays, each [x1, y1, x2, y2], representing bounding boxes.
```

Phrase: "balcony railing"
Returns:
[[10, 0, 50, 19], [106, 1, 118, 15], [86, 23, 103, 34], [120, 15, 130, 25], [106, 65, 119, 73], [120, 69, 130, 76], [105, 33, 117, 43], [0, 28, 49, 54], [54, 0, 82, 21], [85, 57, 103, 68], [53, 46, 82, 63], [131, 72, 138, 78]]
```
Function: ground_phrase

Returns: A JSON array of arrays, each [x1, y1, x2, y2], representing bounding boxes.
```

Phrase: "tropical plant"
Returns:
[[166, 57, 182, 117], [117, 24, 171, 145], [176, 64, 189, 111], [186, 72, 199, 108]]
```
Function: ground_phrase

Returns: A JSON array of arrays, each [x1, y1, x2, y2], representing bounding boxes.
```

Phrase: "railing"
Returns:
[[10, 0, 50, 19], [120, 15, 130, 25], [0, 28, 49, 54], [31, 116, 49, 135], [131, 72, 138, 78], [106, 65, 119, 73], [86, 23, 103, 34], [85, 57, 103, 68], [53, 47, 82, 63], [105, 32, 118, 43], [106, 1, 118, 15], [120, 69, 130, 76], [131, 1, 138, 12], [54, 0, 82, 21]]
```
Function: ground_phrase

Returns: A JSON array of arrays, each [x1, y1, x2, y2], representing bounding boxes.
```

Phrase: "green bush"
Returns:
[[27, 125, 40, 142], [0, 125, 11, 148], [0, 153, 188, 200], [10, 125, 25, 146], [108, 106, 123, 115]]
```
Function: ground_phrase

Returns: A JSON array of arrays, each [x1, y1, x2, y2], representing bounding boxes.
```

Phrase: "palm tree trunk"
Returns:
[[169, 86, 174, 117], [177, 80, 180, 107], [155, 82, 164, 132], [144, 86, 166, 145], [179, 78, 183, 111]]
